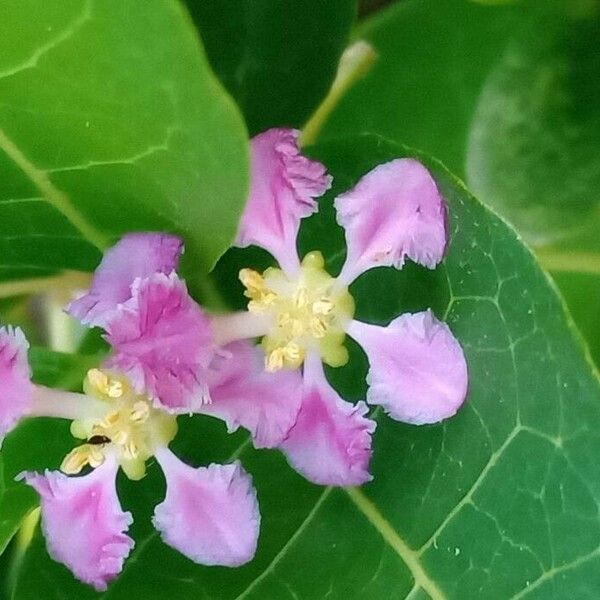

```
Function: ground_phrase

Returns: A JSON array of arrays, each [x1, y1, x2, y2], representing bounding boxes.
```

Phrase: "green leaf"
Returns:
[[184, 0, 356, 135], [11, 135, 600, 598], [0, 0, 249, 281], [0, 348, 98, 555], [465, 5, 600, 244], [322, 0, 600, 244], [536, 227, 600, 368]]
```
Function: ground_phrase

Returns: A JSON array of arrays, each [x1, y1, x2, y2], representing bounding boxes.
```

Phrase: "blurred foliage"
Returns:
[[323, 0, 600, 368]]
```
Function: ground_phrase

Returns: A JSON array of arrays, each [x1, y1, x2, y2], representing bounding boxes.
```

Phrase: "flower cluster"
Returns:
[[0, 128, 467, 590]]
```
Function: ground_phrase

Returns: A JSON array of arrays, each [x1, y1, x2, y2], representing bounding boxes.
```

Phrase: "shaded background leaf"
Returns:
[[184, 0, 357, 135]]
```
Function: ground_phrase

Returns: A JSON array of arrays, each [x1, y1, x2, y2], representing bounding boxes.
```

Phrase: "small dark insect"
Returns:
[[88, 435, 111, 445]]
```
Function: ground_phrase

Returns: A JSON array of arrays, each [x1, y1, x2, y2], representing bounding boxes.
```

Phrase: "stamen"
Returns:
[[240, 251, 355, 371], [61, 444, 105, 475], [87, 368, 109, 393], [130, 401, 149, 423], [266, 348, 285, 372], [107, 379, 123, 398], [61, 369, 178, 481], [313, 298, 334, 315]]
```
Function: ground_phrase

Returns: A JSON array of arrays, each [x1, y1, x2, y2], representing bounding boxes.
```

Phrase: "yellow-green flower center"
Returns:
[[240, 251, 355, 371], [61, 369, 177, 480]]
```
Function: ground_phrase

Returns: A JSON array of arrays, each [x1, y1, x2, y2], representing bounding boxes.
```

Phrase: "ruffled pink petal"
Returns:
[[334, 159, 448, 284], [104, 272, 214, 412], [19, 458, 134, 592], [0, 326, 33, 444], [347, 310, 468, 424], [153, 449, 260, 567], [280, 354, 375, 486], [201, 341, 302, 448], [235, 128, 332, 274], [67, 233, 183, 327]]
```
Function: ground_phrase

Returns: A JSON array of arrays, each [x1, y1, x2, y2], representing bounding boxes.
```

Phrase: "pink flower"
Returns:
[[67, 233, 183, 328], [68, 234, 216, 413], [211, 128, 468, 486], [0, 326, 33, 446], [2, 329, 260, 591], [104, 273, 215, 413]]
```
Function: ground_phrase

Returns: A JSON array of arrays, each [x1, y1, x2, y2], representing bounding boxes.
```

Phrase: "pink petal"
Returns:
[[104, 272, 214, 412], [0, 326, 33, 444], [347, 311, 468, 424], [153, 449, 260, 567], [281, 354, 375, 486], [334, 159, 448, 284], [201, 341, 302, 448], [235, 128, 332, 274], [68, 233, 183, 327], [19, 458, 134, 592]]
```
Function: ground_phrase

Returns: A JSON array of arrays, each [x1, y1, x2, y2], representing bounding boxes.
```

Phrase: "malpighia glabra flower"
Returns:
[[211, 128, 469, 486], [67, 234, 216, 413], [74, 232, 304, 448], [0, 327, 259, 591]]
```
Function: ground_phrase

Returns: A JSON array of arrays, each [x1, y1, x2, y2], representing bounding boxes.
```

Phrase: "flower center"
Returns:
[[61, 369, 177, 480], [240, 251, 355, 372]]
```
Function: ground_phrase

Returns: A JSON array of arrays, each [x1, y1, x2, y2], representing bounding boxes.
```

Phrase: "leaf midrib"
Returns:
[[0, 127, 108, 252]]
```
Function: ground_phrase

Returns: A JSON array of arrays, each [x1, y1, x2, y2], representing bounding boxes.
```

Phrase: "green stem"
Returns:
[[300, 40, 377, 147], [0, 271, 91, 299]]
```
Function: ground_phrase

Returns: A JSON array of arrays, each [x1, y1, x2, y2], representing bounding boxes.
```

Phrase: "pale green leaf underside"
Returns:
[[10, 137, 600, 599], [0, 0, 249, 280]]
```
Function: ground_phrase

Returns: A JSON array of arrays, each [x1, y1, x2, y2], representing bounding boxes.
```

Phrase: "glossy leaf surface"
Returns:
[[0, 0, 249, 282], [185, 0, 356, 135]]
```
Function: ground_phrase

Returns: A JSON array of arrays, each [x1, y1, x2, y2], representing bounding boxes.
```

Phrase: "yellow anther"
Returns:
[[239, 268, 266, 298], [87, 368, 109, 394], [310, 317, 327, 338], [107, 379, 123, 399], [294, 287, 308, 308], [313, 298, 334, 315], [61, 445, 105, 475], [266, 348, 285, 372], [290, 319, 304, 338], [284, 343, 302, 362], [278, 312, 291, 326], [130, 401, 150, 423], [104, 411, 120, 426], [88, 446, 105, 468]]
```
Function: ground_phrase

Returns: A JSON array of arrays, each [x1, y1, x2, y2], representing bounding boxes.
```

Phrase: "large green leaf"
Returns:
[[322, 0, 600, 244], [0, 348, 99, 555], [184, 0, 356, 135], [10, 136, 600, 598], [0, 0, 249, 282]]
